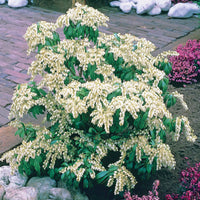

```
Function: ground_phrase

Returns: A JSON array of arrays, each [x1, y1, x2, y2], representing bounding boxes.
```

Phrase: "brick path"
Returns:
[[0, 4, 199, 127]]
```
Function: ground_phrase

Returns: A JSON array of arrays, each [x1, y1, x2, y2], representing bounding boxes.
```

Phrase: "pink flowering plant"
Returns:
[[169, 40, 200, 85], [124, 180, 160, 200], [165, 162, 200, 200]]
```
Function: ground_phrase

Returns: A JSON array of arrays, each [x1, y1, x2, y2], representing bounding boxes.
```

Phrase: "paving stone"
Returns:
[[0, 92, 12, 101], [3, 69, 30, 80], [5, 104, 12, 112], [0, 85, 14, 94], [6, 76, 29, 84], [16, 63, 30, 70], [0, 73, 8, 79], [0, 99, 10, 107], [0, 107, 10, 119], [0, 126, 22, 154], [13, 67, 23, 73], [0, 116, 10, 127], [0, 79, 16, 88]]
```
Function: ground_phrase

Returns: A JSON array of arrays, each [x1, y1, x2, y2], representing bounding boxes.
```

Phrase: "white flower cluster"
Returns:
[[9, 84, 36, 119], [107, 166, 137, 195], [24, 22, 57, 55], [61, 3, 109, 30]]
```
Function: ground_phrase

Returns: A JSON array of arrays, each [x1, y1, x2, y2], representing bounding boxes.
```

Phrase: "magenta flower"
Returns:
[[166, 162, 200, 199], [124, 180, 160, 200], [169, 40, 200, 85]]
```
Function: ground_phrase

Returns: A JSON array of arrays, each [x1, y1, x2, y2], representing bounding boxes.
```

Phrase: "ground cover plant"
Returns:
[[124, 180, 160, 200], [165, 161, 200, 200], [169, 40, 200, 85], [0, 3, 197, 198]]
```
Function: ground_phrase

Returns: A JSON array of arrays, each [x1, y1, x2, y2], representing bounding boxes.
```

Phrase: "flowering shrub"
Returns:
[[165, 162, 200, 200], [124, 180, 160, 200], [0, 3, 197, 196], [169, 40, 200, 85]]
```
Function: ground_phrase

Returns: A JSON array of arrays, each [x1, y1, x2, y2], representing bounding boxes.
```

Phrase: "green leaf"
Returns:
[[107, 88, 122, 101], [111, 135, 121, 140], [150, 130, 156, 140], [49, 169, 55, 179], [146, 164, 152, 174], [38, 89, 47, 97], [163, 62, 172, 75], [124, 72, 133, 81], [127, 162, 133, 169], [67, 26, 73, 37], [83, 178, 89, 188], [37, 44, 44, 53], [53, 32, 60, 43], [45, 38, 52, 46], [87, 64, 97, 80], [76, 87, 90, 100], [132, 44, 137, 51], [158, 77, 169, 93], [96, 171, 109, 184], [51, 140, 58, 145], [44, 134, 51, 140], [107, 53, 114, 65], [94, 29, 99, 39], [15, 127, 25, 138], [164, 93, 169, 103], [116, 57, 124, 66], [163, 117, 171, 127], [139, 109, 149, 129], [138, 167, 146, 175], [159, 129, 166, 143], [166, 95, 176, 108], [34, 159, 41, 174], [88, 127, 97, 134], [96, 171, 108, 179], [50, 122, 59, 133], [47, 112, 51, 121], [114, 33, 120, 42], [134, 115, 141, 130], [28, 105, 45, 119], [129, 145, 137, 162], [108, 165, 118, 172]]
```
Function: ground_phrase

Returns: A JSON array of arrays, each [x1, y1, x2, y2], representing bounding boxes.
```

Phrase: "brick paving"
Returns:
[[0, 4, 199, 129]]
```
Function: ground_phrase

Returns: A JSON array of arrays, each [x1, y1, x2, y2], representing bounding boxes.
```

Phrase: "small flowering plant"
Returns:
[[1, 3, 197, 196], [169, 40, 200, 85], [165, 161, 200, 200], [124, 180, 160, 200]]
